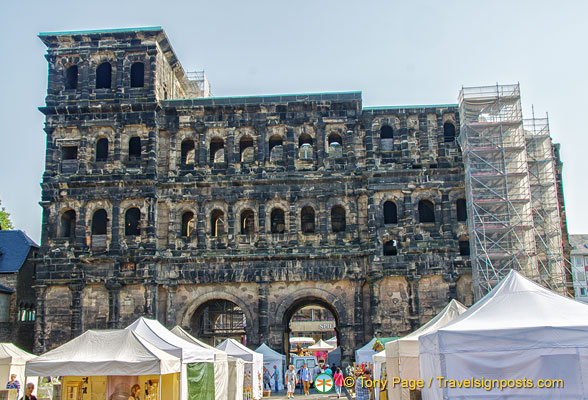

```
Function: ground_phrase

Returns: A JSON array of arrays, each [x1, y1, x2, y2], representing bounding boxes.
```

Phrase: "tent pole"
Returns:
[[159, 373, 162, 400]]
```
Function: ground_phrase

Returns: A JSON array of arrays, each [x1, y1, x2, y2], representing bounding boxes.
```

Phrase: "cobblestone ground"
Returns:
[[265, 387, 352, 400]]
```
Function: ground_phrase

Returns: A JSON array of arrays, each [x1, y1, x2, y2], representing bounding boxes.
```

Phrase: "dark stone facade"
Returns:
[[36, 27, 473, 362]]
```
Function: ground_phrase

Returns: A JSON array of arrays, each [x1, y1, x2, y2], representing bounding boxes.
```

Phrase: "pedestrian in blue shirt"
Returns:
[[300, 364, 312, 395], [6, 374, 21, 398], [355, 369, 372, 400]]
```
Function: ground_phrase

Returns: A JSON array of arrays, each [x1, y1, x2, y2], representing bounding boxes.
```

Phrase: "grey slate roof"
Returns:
[[0, 230, 39, 273]]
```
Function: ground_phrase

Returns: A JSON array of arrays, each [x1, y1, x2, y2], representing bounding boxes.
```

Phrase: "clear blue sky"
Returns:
[[1, 0, 586, 243]]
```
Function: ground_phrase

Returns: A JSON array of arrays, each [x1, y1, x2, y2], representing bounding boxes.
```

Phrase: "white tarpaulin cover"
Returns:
[[419, 270, 588, 399], [383, 299, 466, 400], [26, 329, 181, 376], [217, 339, 263, 400], [0, 343, 37, 397], [127, 318, 217, 400], [171, 326, 231, 400], [226, 356, 245, 400], [373, 350, 386, 400], [255, 343, 286, 391]]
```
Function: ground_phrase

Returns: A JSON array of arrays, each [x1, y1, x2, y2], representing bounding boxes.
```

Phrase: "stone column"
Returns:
[[144, 281, 158, 319], [407, 276, 420, 332], [110, 202, 121, 251], [286, 127, 296, 171], [145, 197, 157, 249], [33, 285, 48, 354], [197, 205, 206, 249], [257, 282, 269, 345], [146, 129, 157, 177], [106, 280, 122, 328], [68, 281, 85, 338], [353, 279, 365, 347], [165, 284, 178, 327], [369, 278, 382, 337]]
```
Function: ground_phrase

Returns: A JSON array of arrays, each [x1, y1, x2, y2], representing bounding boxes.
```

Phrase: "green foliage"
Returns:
[[0, 200, 14, 230]]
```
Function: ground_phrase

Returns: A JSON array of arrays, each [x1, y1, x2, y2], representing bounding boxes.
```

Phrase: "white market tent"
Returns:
[[355, 337, 396, 365], [0, 343, 37, 397], [372, 350, 386, 400], [419, 270, 588, 399], [26, 329, 180, 376], [325, 336, 337, 348], [171, 326, 235, 400], [127, 318, 220, 400], [255, 343, 286, 391], [307, 339, 334, 352], [383, 299, 467, 400], [217, 339, 263, 400]]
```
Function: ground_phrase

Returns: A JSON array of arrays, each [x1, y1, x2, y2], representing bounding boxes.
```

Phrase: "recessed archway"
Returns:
[[281, 297, 340, 366], [189, 299, 248, 346]]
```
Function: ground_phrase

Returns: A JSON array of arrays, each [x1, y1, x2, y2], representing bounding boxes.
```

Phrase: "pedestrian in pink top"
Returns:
[[333, 367, 344, 398]]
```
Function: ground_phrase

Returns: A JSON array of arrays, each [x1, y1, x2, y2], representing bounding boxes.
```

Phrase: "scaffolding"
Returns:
[[458, 84, 567, 299], [186, 70, 212, 97]]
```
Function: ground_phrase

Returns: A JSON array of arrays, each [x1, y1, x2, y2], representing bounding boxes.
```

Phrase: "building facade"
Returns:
[[570, 235, 588, 302], [38, 26, 557, 362], [0, 230, 39, 351]]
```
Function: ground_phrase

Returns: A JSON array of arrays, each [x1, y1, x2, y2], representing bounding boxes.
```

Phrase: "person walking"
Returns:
[[324, 364, 332, 376], [263, 367, 272, 391], [297, 366, 304, 394], [6, 374, 21, 399], [333, 367, 344, 399], [300, 364, 312, 396], [285, 364, 297, 399], [273, 365, 280, 392]]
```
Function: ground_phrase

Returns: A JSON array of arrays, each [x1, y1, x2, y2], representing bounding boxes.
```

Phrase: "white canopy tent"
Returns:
[[255, 344, 286, 391], [307, 339, 334, 352], [127, 318, 220, 400], [217, 339, 263, 400], [171, 326, 234, 400], [420, 270, 588, 399], [383, 299, 467, 400], [372, 350, 386, 400], [26, 329, 181, 376], [0, 343, 37, 398], [355, 337, 396, 365]]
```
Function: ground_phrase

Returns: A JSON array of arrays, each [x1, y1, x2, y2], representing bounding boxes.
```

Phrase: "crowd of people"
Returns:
[[6, 374, 38, 400]]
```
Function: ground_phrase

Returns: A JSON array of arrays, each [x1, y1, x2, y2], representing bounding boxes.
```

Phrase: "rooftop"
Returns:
[[570, 234, 588, 255], [0, 230, 39, 274]]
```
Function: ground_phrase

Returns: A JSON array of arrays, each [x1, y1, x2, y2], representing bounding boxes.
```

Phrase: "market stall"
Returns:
[[419, 270, 588, 399], [384, 299, 466, 400], [254, 344, 286, 391], [0, 343, 37, 398], [217, 339, 263, 400], [127, 317, 219, 400], [26, 329, 181, 400], [171, 326, 236, 400]]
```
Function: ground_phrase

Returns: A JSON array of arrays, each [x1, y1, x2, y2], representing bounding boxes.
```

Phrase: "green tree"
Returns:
[[0, 200, 14, 230]]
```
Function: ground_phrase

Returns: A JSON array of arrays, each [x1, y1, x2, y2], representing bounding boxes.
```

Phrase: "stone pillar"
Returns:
[[353, 279, 365, 347], [144, 281, 158, 319], [146, 129, 157, 177], [145, 197, 157, 249], [369, 278, 382, 337], [197, 205, 206, 249], [286, 127, 296, 171], [257, 282, 269, 345], [165, 284, 178, 327], [33, 285, 48, 354], [227, 203, 236, 248], [68, 281, 85, 338], [407, 276, 420, 332], [106, 280, 122, 328]]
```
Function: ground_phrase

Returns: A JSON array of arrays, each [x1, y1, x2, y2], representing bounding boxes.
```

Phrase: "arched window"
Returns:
[[240, 209, 255, 235], [239, 136, 254, 163], [383, 201, 398, 224], [125, 208, 141, 236], [210, 138, 225, 164], [181, 211, 195, 237], [380, 125, 394, 139], [129, 137, 141, 160], [299, 133, 313, 147], [444, 122, 456, 143], [380, 125, 394, 151], [456, 198, 467, 222], [270, 208, 285, 234], [331, 205, 346, 232], [418, 200, 435, 223], [96, 138, 108, 162], [181, 139, 195, 165], [66, 65, 78, 90], [459, 238, 470, 256], [299, 134, 313, 160], [210, 209, 225, 237], [96, 62, 112, 89], [328, 133, 343, 158], [268, 135, 283, 154], [91, 209, 107, 235], [301, 206, 315, 233], [130, 62, 145, 88], [59, 209, 76, 238], [383, 240, 398, 256]]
